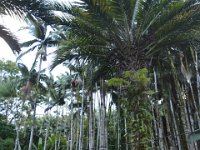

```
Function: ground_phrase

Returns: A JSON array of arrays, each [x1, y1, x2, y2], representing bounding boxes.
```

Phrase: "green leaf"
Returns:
[[188, 129, 200, 144], [17, 63, 30, 77], [108, 78, 129, 87], [143, 90, 155, 95]]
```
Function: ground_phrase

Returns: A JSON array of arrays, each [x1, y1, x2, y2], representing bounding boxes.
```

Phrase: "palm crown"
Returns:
[[51, 0, 200, 78]]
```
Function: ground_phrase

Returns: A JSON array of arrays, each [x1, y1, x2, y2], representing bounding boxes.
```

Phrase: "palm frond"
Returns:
[[17, 63, 30, 77], [188, 129, 200, 144], [20, 39, 39, 47], [131, 0, 141, 30], [16, 44, 39, 62], [25, 14, 47, 40], [0, 0, 24, 18], [0, 24, 21, 53]]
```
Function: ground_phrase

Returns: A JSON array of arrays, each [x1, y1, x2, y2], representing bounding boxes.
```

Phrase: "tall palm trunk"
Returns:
[[117, 108, 120, 150], [28, 55, 42, 150], [14, 116, 21, 150], [89, 64, 95, 150], [191, 49, 200, 108], [183, 91, 197, 150], [96, 83, 100, 150], [28, 100, 37, 150], [78, 77, 84, 150], [70, 89, 74, 150], [43, 120, 50, 150], [169, 95, 182, 150], [152, 68, 160, 150], [99, 79, 107, 150], [14, 101, 21, 150], [88, 90, 95, 150]]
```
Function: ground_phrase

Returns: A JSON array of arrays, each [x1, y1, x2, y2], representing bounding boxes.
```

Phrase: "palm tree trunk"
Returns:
[[96, 83, 100, 150], [43, 120, 49, 150], [55, 136, 58, 150], [89, 63, 95, 150], [28, 54, 42, 150], [169, 96, 182, 150], [187, 101, 198, 149], [124, 114, 128, 150], [14, 120, 21, 150], [99, 79, 107, 150], [152, 68, 160, 150], [14, 101, 21, 150], [75, 116, 79, 150], [70, 90, 74, 150], [28, 100, 37, 150], [117, 107, 120, 150], [88, 90, 95, 150], [183, 96, 197, 150], [78, 77, 84, 150], [192, 49, 200, 108], [189, 82, 200, 128], [57, 132, 61, 150]]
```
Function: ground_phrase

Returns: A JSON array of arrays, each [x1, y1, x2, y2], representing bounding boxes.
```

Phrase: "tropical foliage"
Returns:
[[2, 0, 200, 150]]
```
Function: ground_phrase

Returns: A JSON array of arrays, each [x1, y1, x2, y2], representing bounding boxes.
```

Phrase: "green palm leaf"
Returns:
[[0, 25, 21, 54], [188, 129, 200, 144], [17, 63, 30, 77]]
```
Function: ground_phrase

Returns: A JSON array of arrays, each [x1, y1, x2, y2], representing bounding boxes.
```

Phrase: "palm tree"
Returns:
[[51, 0, 200, 73], [50, 0, 200, 149], [17, 62, 49, 150]]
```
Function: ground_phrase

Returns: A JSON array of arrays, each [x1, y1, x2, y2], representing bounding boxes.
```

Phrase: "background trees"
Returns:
[[3, 0, 200, 149]]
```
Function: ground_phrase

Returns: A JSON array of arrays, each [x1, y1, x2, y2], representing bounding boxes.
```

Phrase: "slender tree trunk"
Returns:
[[55, 107, 59, 150], [89, 63, 95, 150], [28, 55, 43, 150], [78, 77, 84, 150], [89, 90, 95, 150], [96, 83, 100, 150], [117, 107, 120, 150], [55, 136, 57, 150], [183, 97, 196, 150], [153, 68, 160, 150], [193, 49, 200, 107], [169, 96, 182, 150], [28, 100, 37, 150], [70, 90, 74, 150], [99, 79, 107, 150], [67, 133, 70, 150], [57, 133, 61, 150], [14, 101, 21, 150], [43, 120, 49, 150], [186, 96, 198, 150], [124, 114, 128, 150], [76, 115, 79, 150], [14, 120, 21, 150]]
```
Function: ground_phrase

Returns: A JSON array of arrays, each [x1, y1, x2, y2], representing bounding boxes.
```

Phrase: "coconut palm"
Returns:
[[17, 62, 49, 150]]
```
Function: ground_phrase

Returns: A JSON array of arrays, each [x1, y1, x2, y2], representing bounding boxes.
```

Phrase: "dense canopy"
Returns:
[[1, 0, 200, 150]]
